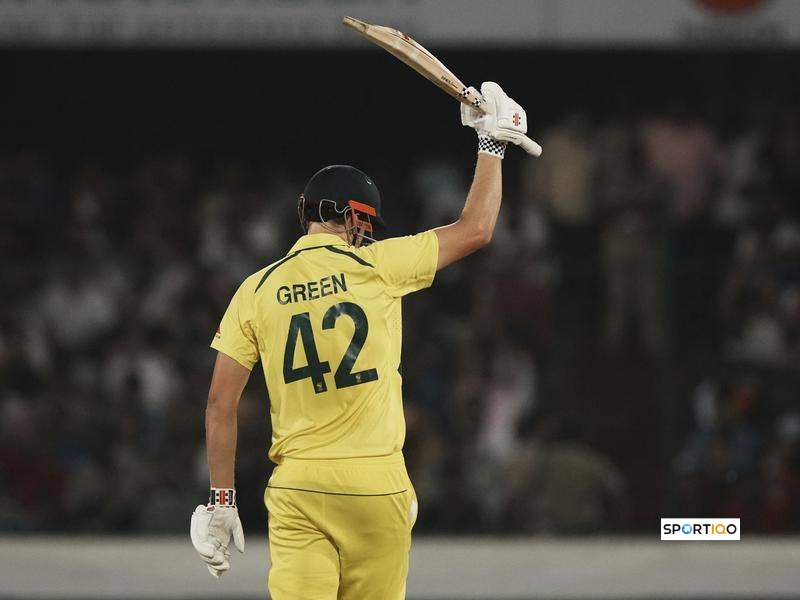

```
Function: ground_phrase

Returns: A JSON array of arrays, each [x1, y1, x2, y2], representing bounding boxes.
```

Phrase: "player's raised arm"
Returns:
[[434, 82, 539, 270], [434, 153, 502, 270]]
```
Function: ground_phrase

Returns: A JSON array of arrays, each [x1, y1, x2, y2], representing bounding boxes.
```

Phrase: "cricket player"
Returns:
[[190, 82, 535, 599]]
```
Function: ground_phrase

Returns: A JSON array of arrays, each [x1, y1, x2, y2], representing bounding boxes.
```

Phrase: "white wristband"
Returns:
[[477, 135, 507, 159]]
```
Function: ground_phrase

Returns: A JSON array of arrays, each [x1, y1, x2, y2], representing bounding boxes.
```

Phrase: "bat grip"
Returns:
[[461, 89, 488, 115]]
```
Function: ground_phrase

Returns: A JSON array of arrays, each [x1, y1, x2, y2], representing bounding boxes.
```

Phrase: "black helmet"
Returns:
[[298, 165, 385, 231]]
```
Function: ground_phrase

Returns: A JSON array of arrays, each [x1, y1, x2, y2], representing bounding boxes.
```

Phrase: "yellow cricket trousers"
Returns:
[[264, 453, 418, 600]]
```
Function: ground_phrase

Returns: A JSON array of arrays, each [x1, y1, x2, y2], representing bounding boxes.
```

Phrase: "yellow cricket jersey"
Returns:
[[211, 231, 438, 464]]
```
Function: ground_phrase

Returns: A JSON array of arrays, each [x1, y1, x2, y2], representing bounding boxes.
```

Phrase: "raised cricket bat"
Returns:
[[342, 16, 542, 157]]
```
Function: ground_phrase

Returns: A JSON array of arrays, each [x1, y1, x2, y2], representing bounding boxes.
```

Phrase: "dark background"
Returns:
[[3, 50, 794, 159]]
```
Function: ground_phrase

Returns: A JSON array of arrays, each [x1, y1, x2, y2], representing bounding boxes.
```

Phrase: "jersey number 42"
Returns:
[[283, 302, 379, 394]]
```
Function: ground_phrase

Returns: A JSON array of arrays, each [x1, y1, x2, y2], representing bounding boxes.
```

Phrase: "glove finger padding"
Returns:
[[203, 547, 230, 568], [191, 505, 219, 559], [496, 102, 527, 135], [461, 86, 494, 131], [207, 557, 230, 579], [487, 89, 527, 142], [191, 504, 245, 577], [460, 89, 480, 127], [486, 86, 542, 156], [207, 564, 222, 579], [232, 517, 245, 553]]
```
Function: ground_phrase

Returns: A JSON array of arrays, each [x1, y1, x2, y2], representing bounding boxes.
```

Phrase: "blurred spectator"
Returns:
[[523, 113, 596, 226], [520, 113, 601, 353], [641, 102, 724, 221], [597, 115, 668, 357], [506, 414, 626, 534]]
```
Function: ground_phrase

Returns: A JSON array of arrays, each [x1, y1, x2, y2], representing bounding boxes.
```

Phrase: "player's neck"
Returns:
[[306, 222, 349, 243]]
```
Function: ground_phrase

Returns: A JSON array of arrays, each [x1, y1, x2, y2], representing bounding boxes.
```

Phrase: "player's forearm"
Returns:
[[459, 153, 503, 245], [206, 399, 238, 489], [204, 353, 251, 489]]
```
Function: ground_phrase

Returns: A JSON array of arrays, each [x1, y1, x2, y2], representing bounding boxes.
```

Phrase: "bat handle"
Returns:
[[461, 87, 488, 115]]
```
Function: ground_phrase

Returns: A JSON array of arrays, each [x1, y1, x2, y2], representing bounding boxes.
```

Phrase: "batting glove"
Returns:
[[461, 82, 542, 158], [190, 489, 245, 579]]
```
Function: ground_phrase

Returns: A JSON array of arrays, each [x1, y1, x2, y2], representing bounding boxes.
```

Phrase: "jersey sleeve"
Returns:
[[367, 230, 439, 297], [210, 281, 259, 370]]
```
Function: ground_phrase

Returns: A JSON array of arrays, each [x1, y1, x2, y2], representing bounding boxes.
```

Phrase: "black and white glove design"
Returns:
[[477, 136, 509, 159], [461, 81, 542, 157]]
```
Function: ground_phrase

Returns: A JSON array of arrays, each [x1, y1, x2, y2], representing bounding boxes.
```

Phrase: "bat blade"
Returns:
[[342, 16, 542, 157], [342, 16, 486, 114]]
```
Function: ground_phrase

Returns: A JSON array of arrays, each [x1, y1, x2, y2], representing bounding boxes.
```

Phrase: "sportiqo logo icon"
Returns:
[[661, 518, 740, 541]]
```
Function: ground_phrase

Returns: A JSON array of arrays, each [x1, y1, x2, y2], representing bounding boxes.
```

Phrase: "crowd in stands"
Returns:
[[1, 98, 799, 534]]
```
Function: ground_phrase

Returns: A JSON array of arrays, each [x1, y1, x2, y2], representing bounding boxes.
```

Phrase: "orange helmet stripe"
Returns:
[[348, 200, 377, 216]]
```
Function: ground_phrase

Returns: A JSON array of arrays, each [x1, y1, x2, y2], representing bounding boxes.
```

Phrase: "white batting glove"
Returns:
[[461, 82, 542, 158], [190, 497, 245, 579]]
